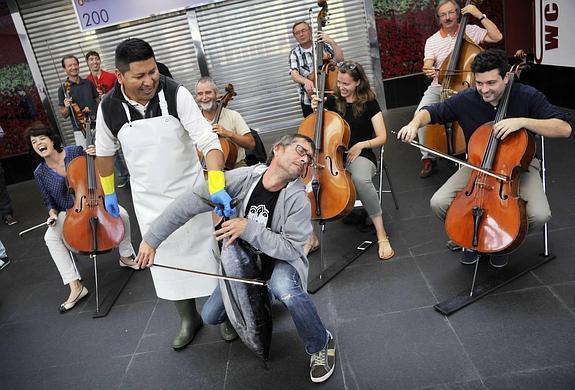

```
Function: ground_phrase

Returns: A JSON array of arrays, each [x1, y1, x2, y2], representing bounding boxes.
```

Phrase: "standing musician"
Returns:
[[312, 61, 394, 260], [27, 126, 139, 313], [195, 77, 255, 168], [397, 49, 572, 267], [95, 38, 234, 350], [289, 20, 344, 118], [85, 49, 131, 188], [57, 55, 99, 146], [84, 50, 117, 97], [416, 0, 502, 178], [136, 133, 337, 384]]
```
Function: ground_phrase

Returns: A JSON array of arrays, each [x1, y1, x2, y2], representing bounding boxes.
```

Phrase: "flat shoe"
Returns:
[[119, 256, 140, 270], [378, 237, 395, 260], [59, 286, 88, 313]]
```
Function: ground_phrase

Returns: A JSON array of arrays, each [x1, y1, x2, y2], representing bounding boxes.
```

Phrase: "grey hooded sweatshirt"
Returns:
[[143, 164, 313, 287]]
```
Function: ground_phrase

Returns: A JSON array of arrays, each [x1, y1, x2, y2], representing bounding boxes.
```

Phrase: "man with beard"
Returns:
[[195, 77, 255, 168], [136, 134, 338, 384]]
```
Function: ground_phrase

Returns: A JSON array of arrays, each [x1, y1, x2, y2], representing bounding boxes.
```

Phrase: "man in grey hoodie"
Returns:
[[136, 133, 336, 383]]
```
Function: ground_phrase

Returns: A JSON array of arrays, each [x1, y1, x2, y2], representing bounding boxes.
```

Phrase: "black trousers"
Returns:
[[0, 162, 13, 217]]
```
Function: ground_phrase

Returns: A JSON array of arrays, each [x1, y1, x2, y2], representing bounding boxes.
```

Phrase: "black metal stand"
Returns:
[[434, 253, 556, 316], [307, 233, 373, 294], [90, 253, 135, 318]]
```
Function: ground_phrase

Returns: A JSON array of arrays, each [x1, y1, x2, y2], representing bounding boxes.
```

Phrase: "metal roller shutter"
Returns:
[[195, 0, 375, 135], [16, 0, 202, 145]]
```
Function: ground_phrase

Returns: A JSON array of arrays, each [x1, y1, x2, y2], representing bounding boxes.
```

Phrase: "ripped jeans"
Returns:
[[201, 260, 329, 354]]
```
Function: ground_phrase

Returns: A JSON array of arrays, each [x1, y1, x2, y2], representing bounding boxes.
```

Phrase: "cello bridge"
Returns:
[[475, 181, 494, 191]]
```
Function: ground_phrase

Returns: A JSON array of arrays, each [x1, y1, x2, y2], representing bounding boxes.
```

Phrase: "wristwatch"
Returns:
[[479, 14, 487, 21]]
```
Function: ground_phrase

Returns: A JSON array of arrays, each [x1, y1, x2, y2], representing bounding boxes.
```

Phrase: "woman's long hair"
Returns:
[[333, 61, 375, 118]]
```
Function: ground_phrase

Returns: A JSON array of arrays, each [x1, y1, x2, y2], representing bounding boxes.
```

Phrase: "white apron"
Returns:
[[117, 91, 218, 300]]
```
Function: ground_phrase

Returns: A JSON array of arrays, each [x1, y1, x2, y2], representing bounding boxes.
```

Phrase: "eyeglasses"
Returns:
[[339, 61, 357, 71], [294, 144, 314, 165], [438, 10, 457, 19], [293, 28, 310, 36]]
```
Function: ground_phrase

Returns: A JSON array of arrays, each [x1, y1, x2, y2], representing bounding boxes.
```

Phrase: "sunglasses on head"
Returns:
[[339, 61, 357, 71]]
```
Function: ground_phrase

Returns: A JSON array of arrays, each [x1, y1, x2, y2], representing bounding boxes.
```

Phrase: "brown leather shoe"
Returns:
[[419, 159, 434, 178]]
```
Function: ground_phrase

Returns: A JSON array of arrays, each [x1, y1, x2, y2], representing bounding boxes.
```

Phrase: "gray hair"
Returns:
[[195, 76, 218, 92], [266, 133, 315, 165]]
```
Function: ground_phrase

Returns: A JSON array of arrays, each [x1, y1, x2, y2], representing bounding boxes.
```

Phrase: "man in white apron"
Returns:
[[95, 38, 235, 350]]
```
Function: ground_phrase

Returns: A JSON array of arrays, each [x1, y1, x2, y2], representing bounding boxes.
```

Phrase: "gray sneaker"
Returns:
[[310, 331, 336, 383]]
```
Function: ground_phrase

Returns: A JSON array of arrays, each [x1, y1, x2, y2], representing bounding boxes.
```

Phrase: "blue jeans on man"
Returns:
[[201, 260, 329, 354]]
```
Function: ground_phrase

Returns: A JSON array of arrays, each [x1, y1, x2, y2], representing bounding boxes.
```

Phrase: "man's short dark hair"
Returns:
[[85, 50, 100, 62], [61, 55, 79, 68], [115, 38, 155, 74], [471, 49, 509, 78]]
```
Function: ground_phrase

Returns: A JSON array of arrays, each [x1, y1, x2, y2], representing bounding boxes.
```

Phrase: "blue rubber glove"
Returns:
[[210, 189, 236, 218], [104, 193, 120, 218]]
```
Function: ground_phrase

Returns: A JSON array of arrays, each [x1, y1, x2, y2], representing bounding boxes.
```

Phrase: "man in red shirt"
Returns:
[[85, 50, 117, 96]]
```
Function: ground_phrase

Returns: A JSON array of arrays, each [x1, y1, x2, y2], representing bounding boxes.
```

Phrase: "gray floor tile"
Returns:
[[337, 308, 480, 389], [449, 288, 575, 378]]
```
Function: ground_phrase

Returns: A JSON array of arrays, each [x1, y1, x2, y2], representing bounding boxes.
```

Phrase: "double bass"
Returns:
[[298, 0, 355, 221], [306, 0, 338, 96], [62, 119, 125, 254], [444, 59, 535, 254], [424, 0, 483, 156]]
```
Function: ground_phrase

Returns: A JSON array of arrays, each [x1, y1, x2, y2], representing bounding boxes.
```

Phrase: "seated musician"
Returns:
[[135, 134, 336, 384], [195, 77, 255, 168], [312, 61, 394, 260], [27, 126, 140, 313], [416, 0, 502, 178], [397, 49, 573, 267]]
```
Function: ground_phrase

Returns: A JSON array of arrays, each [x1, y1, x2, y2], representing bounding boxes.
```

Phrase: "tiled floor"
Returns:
[[1, 106, 574, 389]]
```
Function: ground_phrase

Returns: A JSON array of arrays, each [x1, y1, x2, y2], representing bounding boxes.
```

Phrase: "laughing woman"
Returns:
[[27, 126, 140, 313], [312, 61, 394, 260]]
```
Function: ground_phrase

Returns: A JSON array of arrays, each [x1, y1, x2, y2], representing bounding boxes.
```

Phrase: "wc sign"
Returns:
[[535, 0, 574, 67]]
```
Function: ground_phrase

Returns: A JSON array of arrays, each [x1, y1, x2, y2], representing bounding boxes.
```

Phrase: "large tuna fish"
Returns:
[[217, 237, 273, 361], [200, 195, 273, 361]]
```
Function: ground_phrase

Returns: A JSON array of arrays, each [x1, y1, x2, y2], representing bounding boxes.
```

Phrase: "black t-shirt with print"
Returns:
[[245, 176, 285, 278]]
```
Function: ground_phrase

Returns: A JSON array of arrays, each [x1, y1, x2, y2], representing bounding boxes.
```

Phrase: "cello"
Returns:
[[62, 119, 125, 254], [444, 59, 535, 254], [298, 0, 356, 222], [197, 83, 238, 170], [424, 0, 483, 156]]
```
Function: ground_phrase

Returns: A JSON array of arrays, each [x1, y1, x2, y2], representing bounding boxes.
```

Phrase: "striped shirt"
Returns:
[[288, 43, 334, 105], [34, 145, 84, 212], [424, 24, 487, 87]]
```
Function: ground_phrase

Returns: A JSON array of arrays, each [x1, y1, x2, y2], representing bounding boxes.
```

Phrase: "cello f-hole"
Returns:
[[325, 155, 338, 176]]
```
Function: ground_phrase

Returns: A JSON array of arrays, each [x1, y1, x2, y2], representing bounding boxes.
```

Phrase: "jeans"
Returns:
[[201, 260, 329, 354]]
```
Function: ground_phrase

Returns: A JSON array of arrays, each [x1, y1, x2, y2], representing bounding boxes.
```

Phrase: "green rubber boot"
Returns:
[[172, 299, 203, 350]]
